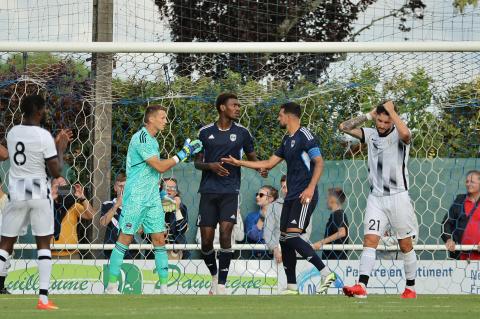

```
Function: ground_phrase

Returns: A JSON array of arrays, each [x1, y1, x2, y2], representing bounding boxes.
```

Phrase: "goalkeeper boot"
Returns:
[[36, 300, 59, 310], [105, 282, 121, 295], [216, 284, 227, 295], [343, 283, 367, 298], [159, 285, 168, 295], [209, 275, 218, 295], [401, 288, 417, 299], [317, 272, 337, 294]]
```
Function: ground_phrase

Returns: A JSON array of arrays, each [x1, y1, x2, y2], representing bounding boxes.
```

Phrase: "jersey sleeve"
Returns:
[[274, 137, 286, 158], [100, 202, 112, 217], [137, 138, 158, 161], [333, 211, 348, 229], [360, 128, 375, 143], [43, 131, 58, 160], [302, 129, 322, 160], [242, 128, 255, 154]]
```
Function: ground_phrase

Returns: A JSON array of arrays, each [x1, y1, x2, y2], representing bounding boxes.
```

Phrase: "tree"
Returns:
[[154, 0, 426, 83]]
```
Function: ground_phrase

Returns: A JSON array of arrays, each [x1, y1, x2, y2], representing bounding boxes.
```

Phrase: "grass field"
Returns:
[[1, 295, 480, 319]]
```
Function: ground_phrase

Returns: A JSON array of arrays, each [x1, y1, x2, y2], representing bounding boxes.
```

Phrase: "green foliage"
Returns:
[[453, 0, 478, 13]]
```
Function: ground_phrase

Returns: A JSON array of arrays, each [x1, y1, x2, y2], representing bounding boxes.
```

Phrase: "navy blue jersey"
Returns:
[[198, 122, 254, 194], [274, 127, 321, 201]]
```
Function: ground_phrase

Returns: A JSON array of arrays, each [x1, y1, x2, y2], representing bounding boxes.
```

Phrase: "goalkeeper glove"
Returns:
[[175, 139, 203, 162]]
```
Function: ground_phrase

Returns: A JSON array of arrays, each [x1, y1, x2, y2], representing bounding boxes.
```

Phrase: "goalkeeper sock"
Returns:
[[285, 233, 327, 272], [201, 249, 218, 277], [218, 248, 234, 285], [37, 249, 52, 304], [154, 246, 169, 285], [108, 242, 128, 283], [403, 249, 417, 290], [359, 247, 376, 287], [280, 234, 297, 285]]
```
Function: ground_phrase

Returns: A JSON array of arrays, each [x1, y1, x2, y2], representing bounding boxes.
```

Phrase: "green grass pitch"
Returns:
[[1, 295, 479, 319]]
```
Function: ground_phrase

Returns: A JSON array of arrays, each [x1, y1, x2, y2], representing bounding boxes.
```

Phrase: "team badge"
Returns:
[[291, 140, 296, 148], [230, 134, 237, 142]]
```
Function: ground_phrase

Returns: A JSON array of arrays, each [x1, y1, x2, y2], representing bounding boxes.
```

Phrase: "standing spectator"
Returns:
[[100, 173, 137, 259], [442, 170, 480, 260], [161, 177, 189, 260], [312, 188, 349, 260], [51, 177, 94, 259], [245, 186, 278, 258]]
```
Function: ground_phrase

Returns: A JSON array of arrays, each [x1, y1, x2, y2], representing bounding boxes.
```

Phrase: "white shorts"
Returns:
[[364, 192, 418, 240], [1, 199, 53, 237]]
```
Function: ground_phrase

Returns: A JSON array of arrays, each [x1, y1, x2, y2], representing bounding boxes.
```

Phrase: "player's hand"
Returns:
[[445, 239, 456, 252], [220, 155, 240, 167], [257, 168, 269, 178], [299, 186, 314, 205], [382, 100, 396, 115], [209, 162, 230, 177], [273, 247, 282, 264], [176, 139, 203, 162], [55, 129, 73, 152]]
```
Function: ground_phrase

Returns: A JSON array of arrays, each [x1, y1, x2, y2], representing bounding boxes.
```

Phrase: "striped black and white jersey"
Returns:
[[6, 125, 57, 201], [361, 126, 410, 197]]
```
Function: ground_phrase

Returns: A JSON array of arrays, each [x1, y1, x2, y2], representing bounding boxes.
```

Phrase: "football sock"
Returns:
[[280, 234, 297, 285], [359, 247, 376, 287], [201, 249, 218, 276], [403, 249, 417, 290], [37, 249, 52, 304], [154, 246, 169, 285], [108, 242, 128, 283], [218, 248, 234, 285]]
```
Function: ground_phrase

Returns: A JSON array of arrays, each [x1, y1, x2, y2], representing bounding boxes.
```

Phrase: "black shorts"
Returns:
[[280, 198, 317, 233], [197, 193, 238, 227]]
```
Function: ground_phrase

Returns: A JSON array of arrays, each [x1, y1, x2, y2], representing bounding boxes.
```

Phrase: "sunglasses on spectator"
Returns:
[[255, 192, 269, 198]]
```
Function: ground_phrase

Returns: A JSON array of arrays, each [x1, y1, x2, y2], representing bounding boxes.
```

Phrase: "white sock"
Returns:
[[403, 249, 417, 290], [0, 250, 9, 277], [359, 247, 376, 277], [287, 283, 297, 290], [37, 249, 52, 303]]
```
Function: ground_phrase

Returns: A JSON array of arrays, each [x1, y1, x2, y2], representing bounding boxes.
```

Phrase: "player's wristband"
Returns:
[[365, 113, 372, 121], [173, 155, 180, 164]]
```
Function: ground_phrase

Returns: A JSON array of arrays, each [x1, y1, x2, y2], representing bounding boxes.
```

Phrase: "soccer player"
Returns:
[[105, 105, 202, 294], [339, 100, 418, 299], [222, 102, 336, 295], [194, 93, 266, 295], [0, 95, 72, 309]]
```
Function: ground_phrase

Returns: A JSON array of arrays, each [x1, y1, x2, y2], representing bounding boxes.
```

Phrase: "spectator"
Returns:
[[51, 177, 94, 259], [442, 170, 480, 260], [312, 188, 349, 260], [245, 186, 278, 258], [264, 175, 287, 263], [161, 177, 189, 260], [100, 173, 139, 259], [196, 209, 244, 247]]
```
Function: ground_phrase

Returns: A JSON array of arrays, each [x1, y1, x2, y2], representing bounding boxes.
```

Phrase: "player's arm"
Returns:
[[45, 129, 73, 178], [194, 152, 230, 177], [383, 100, 411, 144], [0, 144, 8, 161], [221, 154, 283, 170], [147, 139, 203, 174], [245, 151, 268, 178], [339, 109, 376, 141]]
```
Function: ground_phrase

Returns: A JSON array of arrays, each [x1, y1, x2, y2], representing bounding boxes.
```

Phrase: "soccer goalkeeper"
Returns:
[[105, 105, 202, 294]]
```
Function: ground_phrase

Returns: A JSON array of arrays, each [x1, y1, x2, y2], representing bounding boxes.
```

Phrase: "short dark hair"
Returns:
[[261, 185, 279, 201], [280, 102, 301, 118], [20, 95, 45, 118], [466, 170, 480, 180], [143, 105, 167, 124], [115, 172, 126, 183], [376, 100, 398, 116], [280, 175, 287, 183], [328, 187, 346, 204], [215, 93, 238, 112]]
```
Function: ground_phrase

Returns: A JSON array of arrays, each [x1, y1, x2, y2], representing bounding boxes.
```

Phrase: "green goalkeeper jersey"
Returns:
[[123, 127, 161, 206]]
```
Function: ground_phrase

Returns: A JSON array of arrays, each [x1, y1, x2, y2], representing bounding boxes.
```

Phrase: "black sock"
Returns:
[[218, 248, 234, 285], [0, 276, 5, 290], [406, 279, 415, 287], [359, 275, 369, 286], [280, 235, 297, 284], [39, 289, 48, 296], [286, 234, 326, 271], [201, 249, 218, 277]]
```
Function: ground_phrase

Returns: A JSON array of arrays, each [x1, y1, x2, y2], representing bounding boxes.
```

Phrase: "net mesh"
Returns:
[[0, 0, 479, 295]]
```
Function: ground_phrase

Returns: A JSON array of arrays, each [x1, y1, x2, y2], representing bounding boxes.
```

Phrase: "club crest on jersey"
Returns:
[[291, 140, 296, 148], [208, 134, 215, 140], [230, 134, 237, 142]]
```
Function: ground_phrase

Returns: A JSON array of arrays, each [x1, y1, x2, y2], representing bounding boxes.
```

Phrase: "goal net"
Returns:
[[0, 0, 479, 295]]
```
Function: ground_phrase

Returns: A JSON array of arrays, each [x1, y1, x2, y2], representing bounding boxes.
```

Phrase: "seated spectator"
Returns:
[[100, 173, 138, 259], [264, 176, 287, 263], [312, 187, 349, 260], [442, 170, 480, 260], [245, 185, 278, 258], [196, 209, 244, 247], [161, 177, 189, 260], [51, 177, 94, 259]]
